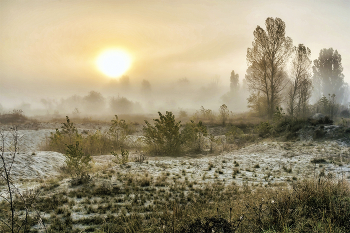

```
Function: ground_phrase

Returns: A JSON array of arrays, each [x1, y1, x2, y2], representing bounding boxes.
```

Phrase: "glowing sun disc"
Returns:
[[96, 49, 131, 77]]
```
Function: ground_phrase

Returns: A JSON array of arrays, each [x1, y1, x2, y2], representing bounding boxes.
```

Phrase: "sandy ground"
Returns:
[[104, 140, 350, 187], [1, 127, 349, 193], [1, 124, 349, 233]]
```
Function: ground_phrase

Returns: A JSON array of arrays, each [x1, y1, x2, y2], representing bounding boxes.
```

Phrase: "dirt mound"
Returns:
[[2, 151, 65, 180]]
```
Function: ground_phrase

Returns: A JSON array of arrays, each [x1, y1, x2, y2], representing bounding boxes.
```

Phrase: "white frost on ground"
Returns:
[[1, 129, 55, 152], [2, 151, 66, 180], [92, 140, 350, 187], [1, 128, 350, 189]]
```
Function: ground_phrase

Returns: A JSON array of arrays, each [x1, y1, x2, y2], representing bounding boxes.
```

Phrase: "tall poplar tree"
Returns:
[[246, 17, 293, 118], [312, 48, 345, 104]]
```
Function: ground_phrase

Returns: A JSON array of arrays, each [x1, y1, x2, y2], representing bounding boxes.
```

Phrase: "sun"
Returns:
[[96, 49, 132, 78]]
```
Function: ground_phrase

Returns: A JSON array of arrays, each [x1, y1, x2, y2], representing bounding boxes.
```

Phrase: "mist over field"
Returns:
[[11, 78, 248, 118], [1, 0, 350, 119]]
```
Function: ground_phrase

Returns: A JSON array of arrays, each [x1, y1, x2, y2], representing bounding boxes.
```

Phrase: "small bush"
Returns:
[[274, 118, 310, 139], [256, 121, 272, 137], [181, 120, 208, 153], [143, 111, 182, 156], [107, 115, 130, 147], [225, 125, 243, 144], [112, 149, 129, 164], [64, 141, 91, 182]]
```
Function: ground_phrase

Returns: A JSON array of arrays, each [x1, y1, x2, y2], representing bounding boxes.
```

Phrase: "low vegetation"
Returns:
[[1, 169, 350, 232], [2, 108, 350, 232], [3, 104, 350, 233], [42, 115, 134, 156], [0, 109, 31, 124]]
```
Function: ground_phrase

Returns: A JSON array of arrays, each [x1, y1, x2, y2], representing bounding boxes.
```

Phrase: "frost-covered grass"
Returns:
[[2, 123, 350, 232], [2, 167, 350, 232]]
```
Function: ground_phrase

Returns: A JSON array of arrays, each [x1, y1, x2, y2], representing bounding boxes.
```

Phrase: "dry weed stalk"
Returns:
[[0, 127, 47, 233]]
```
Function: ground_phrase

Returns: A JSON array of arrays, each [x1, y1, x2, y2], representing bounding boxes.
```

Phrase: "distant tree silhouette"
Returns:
[[119, 75, 130, 89], [83, 91, 105, 113], [141, 79, 151, 93], [286, 44, 312, 118], [246, 17, 293, 118], [312, 48, 346, 104], [110, 96, 142, 114], [221, 69, 249, 113], [230, 70, 239, 92]]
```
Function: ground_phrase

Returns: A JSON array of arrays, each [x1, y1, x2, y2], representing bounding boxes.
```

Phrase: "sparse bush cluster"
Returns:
[[143, 111, 261, 156], [143, 111, 211, 156], [44, 115, 134, 155], [43, 115, 138, 183]]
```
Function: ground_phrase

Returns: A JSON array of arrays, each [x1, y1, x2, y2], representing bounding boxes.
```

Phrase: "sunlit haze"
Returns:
[[1, 0, 350, 116], [96, 49, 132, 78]]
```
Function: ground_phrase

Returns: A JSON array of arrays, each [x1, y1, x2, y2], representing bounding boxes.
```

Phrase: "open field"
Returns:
[[2, 119, 350, 232]]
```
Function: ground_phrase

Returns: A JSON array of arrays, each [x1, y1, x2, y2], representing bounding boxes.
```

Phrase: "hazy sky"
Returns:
[[1, 0, 350, 108]]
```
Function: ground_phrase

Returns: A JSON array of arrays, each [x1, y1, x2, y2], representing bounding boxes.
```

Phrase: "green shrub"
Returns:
[[181, 120, 208, 153], [64, 141, 91, 181], [225, 125, 244, 143], [143, 111, 182, 156], [256, 121, 272, 137], [49, 213, 73, 233], [107, 115, 129, 148], [274, 117, 310, 139], [46, 116, 81, 153]]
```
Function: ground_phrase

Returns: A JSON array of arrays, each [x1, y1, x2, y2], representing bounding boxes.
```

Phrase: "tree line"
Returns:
[[235, 17, 348, 119]]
